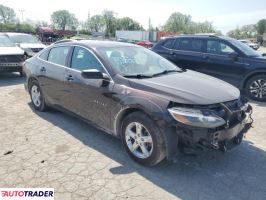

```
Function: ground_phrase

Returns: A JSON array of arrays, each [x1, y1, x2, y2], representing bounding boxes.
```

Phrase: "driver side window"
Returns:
[[71, 47, 103, 71]]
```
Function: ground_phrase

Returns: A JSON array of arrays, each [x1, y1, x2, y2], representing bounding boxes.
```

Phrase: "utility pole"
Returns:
[[18, 9, 25, 22]]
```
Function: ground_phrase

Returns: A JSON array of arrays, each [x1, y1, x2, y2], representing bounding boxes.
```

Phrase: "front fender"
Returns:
[[111, 94, 179, 160]]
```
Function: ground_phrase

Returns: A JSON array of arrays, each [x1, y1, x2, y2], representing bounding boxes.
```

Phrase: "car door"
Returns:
[[37, 46, 71, 106], [171, 38, 205, 71], [201, 39, 248, 87], [62, 46, 115, 130]]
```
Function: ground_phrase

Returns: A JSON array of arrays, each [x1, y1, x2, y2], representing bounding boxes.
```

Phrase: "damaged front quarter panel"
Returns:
[[169, 97, 253, 154]]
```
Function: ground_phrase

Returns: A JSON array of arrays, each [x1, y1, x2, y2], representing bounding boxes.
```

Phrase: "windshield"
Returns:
[[0, 35, 16, 47], [9, 34, 41, 44], [97, 46, 181, 77], [230, 39, 260, 57]]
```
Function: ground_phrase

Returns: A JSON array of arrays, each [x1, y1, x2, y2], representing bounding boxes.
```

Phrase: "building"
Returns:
[[115, 30, 179, 42]]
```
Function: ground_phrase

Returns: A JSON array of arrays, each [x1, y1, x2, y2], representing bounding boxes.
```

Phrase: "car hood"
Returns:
[[0, 46, 24, 55], [129, 70, 240, 105], [19, 43, 46, 49]]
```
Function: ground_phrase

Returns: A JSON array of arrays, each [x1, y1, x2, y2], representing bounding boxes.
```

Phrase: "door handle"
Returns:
[[66, 75, 74, 81], [40, 66, 46, 72]]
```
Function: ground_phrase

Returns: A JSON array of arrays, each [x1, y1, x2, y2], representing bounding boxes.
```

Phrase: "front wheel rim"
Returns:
[[249, 79, 266, 99], [125, 122, 153, 159], [31, 85, 41, 107]]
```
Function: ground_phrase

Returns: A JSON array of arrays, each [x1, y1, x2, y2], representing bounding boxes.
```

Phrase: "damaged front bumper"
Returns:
[[199, 114, 252, 152], [175, 103, 253, 153]]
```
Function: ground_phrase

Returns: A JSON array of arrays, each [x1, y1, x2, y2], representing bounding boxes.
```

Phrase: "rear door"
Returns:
[[37, 46, 71, 106], [61, 46, 115, 130], [201, 39, 247, 87], [171, 38, 205, 71]]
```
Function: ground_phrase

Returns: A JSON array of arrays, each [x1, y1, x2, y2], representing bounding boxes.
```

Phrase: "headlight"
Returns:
[[168, 107, 225, 128]]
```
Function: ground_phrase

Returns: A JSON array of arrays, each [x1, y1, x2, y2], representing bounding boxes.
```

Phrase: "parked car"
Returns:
[[136, 40, 154, 48], [23, 40, 252, 166], [117, 37, 136, 44], [238, 39, 259, 50], [0, 34, 25, 76], [152, 35, 266, 101], [4, 33, 46, 57]]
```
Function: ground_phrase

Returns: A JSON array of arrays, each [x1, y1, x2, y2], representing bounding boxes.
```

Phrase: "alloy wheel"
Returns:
[[125, 122, 153, 159], [249, 79, 266, 99], [31, 85, 41, 107]]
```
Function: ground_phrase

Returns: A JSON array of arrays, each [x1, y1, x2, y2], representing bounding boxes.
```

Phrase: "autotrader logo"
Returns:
[[0, 188, 54, 200]]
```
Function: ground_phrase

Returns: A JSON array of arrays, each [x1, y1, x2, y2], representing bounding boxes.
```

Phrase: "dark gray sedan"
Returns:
[[23, 40, 253, 166]]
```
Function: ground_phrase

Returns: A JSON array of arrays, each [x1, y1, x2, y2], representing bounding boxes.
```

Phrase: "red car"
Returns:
[[136, 41, 153, 48]]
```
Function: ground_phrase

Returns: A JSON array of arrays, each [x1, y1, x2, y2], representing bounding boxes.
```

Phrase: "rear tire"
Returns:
[[29, 80, 48, 111], [245, 75, 266, 102], [121, 112, 166, 166]]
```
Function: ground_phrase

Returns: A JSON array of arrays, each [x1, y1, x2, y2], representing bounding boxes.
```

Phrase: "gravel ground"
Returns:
[[0, 72, 266, 200]]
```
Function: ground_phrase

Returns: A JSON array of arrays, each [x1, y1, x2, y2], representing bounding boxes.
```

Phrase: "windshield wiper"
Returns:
[[151, 69, 181, 77], [123, 74, 153, 79]]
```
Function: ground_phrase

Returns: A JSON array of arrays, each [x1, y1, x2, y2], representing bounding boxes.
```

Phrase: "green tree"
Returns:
[[102, 10, 116, 37], [51, 10, 77, 30], [116, 17, 143, 30], [193, 21, 216, 33], [227, 24, 257, 39], [164, 12, 219, 34], [0, 4, 16, 23], [256, 19, 266, 35], [87, 15, 105, 32], [164, 12, 192, 33]]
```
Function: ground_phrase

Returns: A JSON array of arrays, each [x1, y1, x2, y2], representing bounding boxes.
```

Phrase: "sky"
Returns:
[[0, 0, 266, 33]]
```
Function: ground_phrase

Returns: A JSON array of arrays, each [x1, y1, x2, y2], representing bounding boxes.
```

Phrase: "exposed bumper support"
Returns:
[[166, 104, 253, 159]]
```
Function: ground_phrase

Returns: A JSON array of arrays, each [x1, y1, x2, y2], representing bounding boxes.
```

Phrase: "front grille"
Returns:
[[0, 55, 24, 63], [31, 48, 43, 53]]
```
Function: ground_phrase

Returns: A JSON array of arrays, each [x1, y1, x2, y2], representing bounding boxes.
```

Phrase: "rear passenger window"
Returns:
[[162, 39, 175, 49], [178, 39, 203, 52], [39, 49, 49, 60], [48, 46, 71, 66]]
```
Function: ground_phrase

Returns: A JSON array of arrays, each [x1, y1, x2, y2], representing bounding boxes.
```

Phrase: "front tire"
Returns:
[[121, 112, 166, 166], [29, 80, 48, 111], [245, 75, 266, 102]]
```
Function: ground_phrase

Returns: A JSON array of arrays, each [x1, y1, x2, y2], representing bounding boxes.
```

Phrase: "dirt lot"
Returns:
[[0, 73, 266, 200]]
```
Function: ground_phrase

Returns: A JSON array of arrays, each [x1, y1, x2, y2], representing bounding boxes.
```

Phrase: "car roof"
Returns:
[[162, 34, 232, 41], [54, 40, 137, 48]]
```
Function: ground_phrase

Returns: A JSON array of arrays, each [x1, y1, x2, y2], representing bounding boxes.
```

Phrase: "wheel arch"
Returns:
[[114, 106, 152, 138], [241, 70, 266, 89], [27, 76, 38, 92]]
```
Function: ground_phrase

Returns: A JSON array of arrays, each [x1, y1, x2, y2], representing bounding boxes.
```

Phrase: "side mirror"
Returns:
[[81, 69, 110, 80], [228, 52, 238, 61]]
